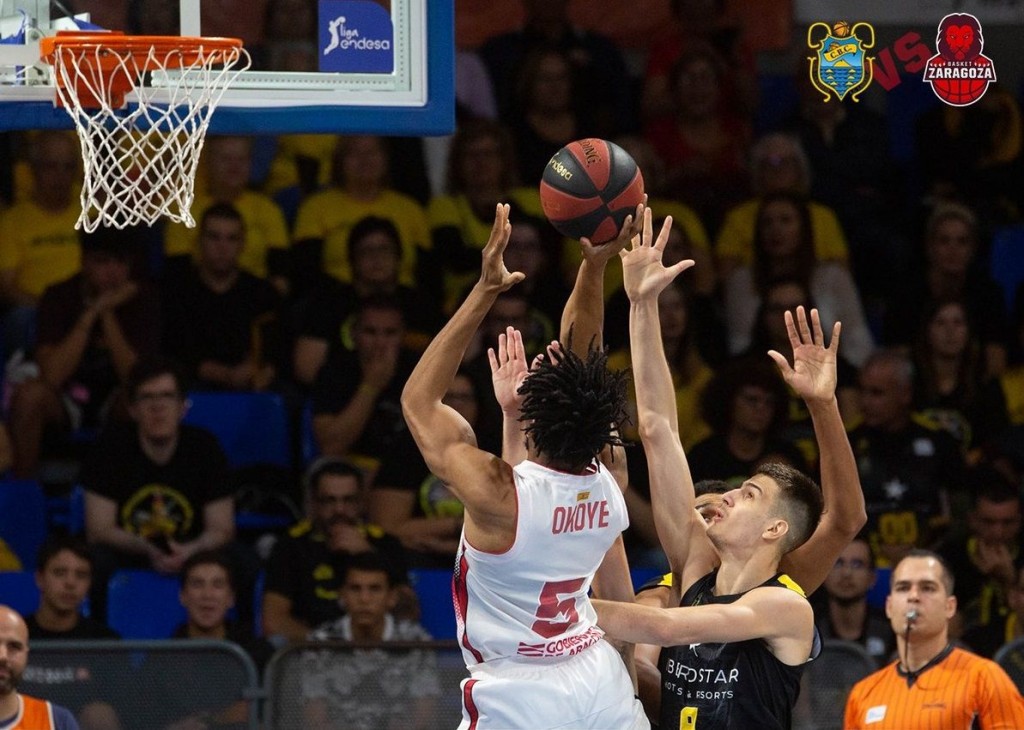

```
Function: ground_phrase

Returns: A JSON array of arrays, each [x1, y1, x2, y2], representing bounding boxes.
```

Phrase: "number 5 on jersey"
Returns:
[[531, 578, 586, 638]]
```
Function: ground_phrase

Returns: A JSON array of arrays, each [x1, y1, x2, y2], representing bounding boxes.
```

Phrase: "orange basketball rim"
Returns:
[[40, 30, 244, 109]]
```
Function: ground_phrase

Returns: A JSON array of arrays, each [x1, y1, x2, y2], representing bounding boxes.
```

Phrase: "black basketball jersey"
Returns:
[[657, 569, 820, 729]]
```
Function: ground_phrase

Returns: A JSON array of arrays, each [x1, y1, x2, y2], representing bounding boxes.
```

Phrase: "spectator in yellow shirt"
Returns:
[[164, 135, 290, 294], [0, 132, 82, 354], [292, 136, 430, 298], [715, 132, 849, 280]]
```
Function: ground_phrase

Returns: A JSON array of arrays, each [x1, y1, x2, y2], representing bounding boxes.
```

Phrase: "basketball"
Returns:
[[539, 138, 645, 244], [832, 20, 850, 37]]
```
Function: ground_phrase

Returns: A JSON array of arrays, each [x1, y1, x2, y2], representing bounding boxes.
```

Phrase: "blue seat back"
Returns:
[[410, 569, 455, 640], [183, 391, 291, 469], [0, 571, 39, 615], [299, 399, 319, 467], [0, 479, 47, 568], [990, 225, 1024, 314], [107, 570, 186, 639]]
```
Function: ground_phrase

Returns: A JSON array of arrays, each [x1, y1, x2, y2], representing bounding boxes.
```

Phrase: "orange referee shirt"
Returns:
[[844, 646, 1024, 729]]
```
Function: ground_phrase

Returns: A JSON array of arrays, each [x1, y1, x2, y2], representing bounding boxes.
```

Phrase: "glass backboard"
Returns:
[[0, 0, 454, 134]]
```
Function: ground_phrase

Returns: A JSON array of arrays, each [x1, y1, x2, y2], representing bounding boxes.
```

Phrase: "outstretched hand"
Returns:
[[619, 208, 695, 302], [479, 203, 525, 292], [489, 326, 530, 415], [580, 196, 648, 265], [767, 307, 840, 404]]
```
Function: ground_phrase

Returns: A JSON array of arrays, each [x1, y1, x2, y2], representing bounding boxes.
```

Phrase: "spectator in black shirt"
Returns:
[[293, 216, 440, 387], [940, 468, 1023, 634], [311, 296, 418, 474], [26, 535, 118, 641], [82, 359, 237, 621], [144, 550, 273, 730], [814, 535, 894, 666], [9, 227, 160, 477], [173, 550, 272, 665], [262, 458, 408, 645], [850, 349, 963, 568], [20, 536, 122, 730], [162, 203, 282, 391]]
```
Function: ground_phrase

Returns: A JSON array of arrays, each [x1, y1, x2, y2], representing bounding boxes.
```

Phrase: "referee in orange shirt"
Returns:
[[844, 550, 1024, 729]]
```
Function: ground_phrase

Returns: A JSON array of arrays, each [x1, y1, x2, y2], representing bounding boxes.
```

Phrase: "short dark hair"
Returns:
[[966, 465, 1021, 509], [180, 549, 235, 592], [200, 202, 245, 232], [354, 294, 405, 327], [348, 216, 402, 266], [517, 341, 628, 473], [127, 357, 188, 402], [341, 551, 395, 587], [756, 461, 823, 553], [36, 534, 92, 573], [79, 226, 135, 260], [893, 549, 955, 595], [304, 457, 365, 500]]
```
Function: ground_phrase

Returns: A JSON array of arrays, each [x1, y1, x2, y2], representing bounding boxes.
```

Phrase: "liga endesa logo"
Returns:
[[922, 13, 996, 107]]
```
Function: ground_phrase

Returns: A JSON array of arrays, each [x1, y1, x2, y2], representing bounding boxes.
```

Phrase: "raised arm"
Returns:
[[620, 210, 701, 587], [401, 205, 525, 547], [560, 202, 643, 355], [770, 307, 867, 593]]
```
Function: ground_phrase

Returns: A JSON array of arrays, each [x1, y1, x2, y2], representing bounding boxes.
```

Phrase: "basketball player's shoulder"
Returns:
[[773, 573, 808, 598]]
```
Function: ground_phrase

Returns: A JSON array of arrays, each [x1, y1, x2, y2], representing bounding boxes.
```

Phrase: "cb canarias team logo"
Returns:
[[923, 13, 996, 106], [807, 21, 876, 102]]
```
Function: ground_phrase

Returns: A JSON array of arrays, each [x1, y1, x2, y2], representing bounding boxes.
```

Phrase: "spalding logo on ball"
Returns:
[[539, 138, 645, 244]]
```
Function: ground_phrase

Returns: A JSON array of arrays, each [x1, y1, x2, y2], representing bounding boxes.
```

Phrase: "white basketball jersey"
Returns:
[[453, 459, 629, 667]]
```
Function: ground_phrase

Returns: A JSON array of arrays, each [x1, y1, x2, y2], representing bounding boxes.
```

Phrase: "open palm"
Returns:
[[620, 210, 694, 302], [488, 327, 529, 414], [767, 307, 840, 403]]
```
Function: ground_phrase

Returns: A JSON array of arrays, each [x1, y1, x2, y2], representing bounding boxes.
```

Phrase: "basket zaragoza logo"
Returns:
[[807, 21, 876, 102], [923, 13, 996, 107]]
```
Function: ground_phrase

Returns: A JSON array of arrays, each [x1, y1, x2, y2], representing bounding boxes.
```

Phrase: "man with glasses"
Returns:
[[261, 458, 409, 645], [82, 358, 236, 622], [816, 535, 894, 666]]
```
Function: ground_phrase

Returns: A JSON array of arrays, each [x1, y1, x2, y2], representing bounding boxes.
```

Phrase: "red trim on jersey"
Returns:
[[463, 679, 480, 729], [454, 551, 484, 664]]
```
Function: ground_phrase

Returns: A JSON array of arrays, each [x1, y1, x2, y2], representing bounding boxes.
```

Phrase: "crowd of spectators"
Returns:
[[3, 0, 1024, 725]]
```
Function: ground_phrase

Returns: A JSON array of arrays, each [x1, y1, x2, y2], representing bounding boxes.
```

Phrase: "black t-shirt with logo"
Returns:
[[263, 520, 409, 630], [849, 416, 964, 563], [81, 423, 232, 543]]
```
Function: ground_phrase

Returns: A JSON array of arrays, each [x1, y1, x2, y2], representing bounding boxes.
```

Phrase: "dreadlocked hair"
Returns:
[[517, 343, 629, 473]]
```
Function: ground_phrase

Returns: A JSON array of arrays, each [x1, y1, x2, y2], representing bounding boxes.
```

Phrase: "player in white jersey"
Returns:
[[402, 204, 648, 729]]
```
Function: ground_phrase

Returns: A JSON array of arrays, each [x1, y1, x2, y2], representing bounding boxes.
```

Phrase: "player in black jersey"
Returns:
[[594, 210, 859, 729]]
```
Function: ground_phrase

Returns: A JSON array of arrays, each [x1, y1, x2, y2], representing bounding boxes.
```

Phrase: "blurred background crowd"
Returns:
[[2, 0, 1024, 725]]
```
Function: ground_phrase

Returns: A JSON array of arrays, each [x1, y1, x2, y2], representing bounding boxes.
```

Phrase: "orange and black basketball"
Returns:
[[539, 138, 645, 244]]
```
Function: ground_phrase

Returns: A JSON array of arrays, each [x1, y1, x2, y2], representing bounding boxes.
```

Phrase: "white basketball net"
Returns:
[[46, 40, 251, 232]]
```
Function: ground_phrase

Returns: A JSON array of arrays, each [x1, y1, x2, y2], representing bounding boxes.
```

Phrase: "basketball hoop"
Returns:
[[39, 31, 251, 232]]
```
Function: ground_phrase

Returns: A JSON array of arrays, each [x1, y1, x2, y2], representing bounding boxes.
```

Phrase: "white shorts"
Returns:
[[457, 639, 650, 730]]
